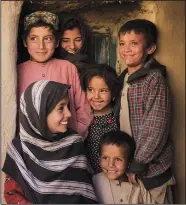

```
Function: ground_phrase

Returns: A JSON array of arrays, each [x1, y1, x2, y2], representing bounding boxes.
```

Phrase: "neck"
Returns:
[[117, 174, 128, 184], [94, 105, 112, 116], [128, 64, 144, 75], [30, 58, 53, 64]]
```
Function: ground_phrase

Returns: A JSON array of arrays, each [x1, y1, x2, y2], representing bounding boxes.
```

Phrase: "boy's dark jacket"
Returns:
[[114, 57, 173, 190]]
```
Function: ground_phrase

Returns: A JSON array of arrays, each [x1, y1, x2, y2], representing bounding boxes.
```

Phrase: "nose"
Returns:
[[124, 44, 131, 53], [64, 106, 72, 118], [94, 91, 100, 99], [39, 39, 45, 49], [70, 40, 75, 50], [108, 159, 115, 168]]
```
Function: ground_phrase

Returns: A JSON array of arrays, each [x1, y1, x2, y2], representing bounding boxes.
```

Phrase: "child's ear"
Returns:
[[23, 40, 27, 48], [147, 43, 156, 55]]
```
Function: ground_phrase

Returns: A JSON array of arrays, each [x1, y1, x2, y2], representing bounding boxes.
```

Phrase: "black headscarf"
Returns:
[[2, 80, 97, 204], [56, 14, 90, 56], [55, 14, 95, 79]]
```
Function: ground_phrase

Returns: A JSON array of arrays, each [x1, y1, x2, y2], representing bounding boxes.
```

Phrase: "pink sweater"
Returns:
[[18, 58, 92, 139]]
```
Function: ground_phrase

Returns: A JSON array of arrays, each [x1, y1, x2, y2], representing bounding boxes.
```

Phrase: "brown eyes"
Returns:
[[87, 88, 109, 93], [44, 37, 53, 41], [101, 156, 123, 162], [29, 36, 53, 41], [58, 107, 64, 111], [61, 38, 82, 42], [30, 37, 37, 41], [119, 42, 137, 46]]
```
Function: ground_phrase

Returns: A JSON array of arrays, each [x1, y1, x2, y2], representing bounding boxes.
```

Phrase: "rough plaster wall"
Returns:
[[154, 1, 185, 203], [1, 1, 23, 203], [80, 1, 157, 74]]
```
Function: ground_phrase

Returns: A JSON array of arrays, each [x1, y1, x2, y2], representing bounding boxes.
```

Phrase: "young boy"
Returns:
[[114, 19, 175, 203], [93, 130, 154, 204], [17, 11, 92, 138]]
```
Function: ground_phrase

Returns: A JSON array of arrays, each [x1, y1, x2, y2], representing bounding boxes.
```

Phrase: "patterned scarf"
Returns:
[[2, 80, 97, 204], [24, 11, 59, 31]]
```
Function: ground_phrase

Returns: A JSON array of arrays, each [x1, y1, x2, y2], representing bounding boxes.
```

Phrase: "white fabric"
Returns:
[[93, 172, 175, 204], [119, 73, 132, 136]]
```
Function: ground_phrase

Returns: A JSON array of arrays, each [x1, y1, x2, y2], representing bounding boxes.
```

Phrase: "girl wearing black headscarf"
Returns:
[[2, 80, 97, 204], [55, 14, 95, 87]]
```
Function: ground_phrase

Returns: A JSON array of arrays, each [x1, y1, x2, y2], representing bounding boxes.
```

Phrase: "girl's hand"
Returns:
[[126, 173, 138, 185]]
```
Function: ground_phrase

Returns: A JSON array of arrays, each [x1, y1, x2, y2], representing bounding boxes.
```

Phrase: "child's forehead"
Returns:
[[101, 143, 129, 156], [29, 26, 54, 35], [119, 30, 146, 39], [56, 95, 69, 106], [88, 76, 107, 85]]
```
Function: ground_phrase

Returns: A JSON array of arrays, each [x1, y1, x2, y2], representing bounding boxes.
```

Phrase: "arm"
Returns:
[[70, 64, 93, 139], [129, 72, 171, 175], [4, 174, 32, 204]]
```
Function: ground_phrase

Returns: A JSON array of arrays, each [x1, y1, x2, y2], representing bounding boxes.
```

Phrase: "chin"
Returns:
[[91, 105, 104, 111], [104, 172, 117, 180], [34, 58, 48, 63], [107, 175, 118, 180], [68, 51, 76, 54], [59, 128, 67, 133]]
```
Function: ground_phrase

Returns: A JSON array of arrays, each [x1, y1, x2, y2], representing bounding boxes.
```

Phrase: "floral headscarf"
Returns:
[[24, 11, 59, 30]]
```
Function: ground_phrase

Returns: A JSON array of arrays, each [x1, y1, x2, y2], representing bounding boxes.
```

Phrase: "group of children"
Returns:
[[2, 11, 175, 204]]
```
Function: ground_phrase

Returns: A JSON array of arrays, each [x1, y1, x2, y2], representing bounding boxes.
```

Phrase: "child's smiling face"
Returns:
[[24, 26, 58, 63], [86, 76, 112, 115], [100, 144, 128, 180], [47, 95, 71, 134], [119, 30, 155, 72], [61, 27, 83, 54]]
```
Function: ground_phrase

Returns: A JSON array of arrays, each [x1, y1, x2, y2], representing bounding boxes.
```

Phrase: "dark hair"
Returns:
[[82, 64, 122, 100], [22, 20, 60, 42], [99, 130, 136, 161], [62, 19, 81, 33], [56, 15, 91, 56], [118, 19, 158, 47]]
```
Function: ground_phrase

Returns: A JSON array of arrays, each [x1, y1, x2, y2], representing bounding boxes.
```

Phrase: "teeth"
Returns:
[[108, 171, 115, 173], [68, 50, 76, 54], [60, 122, 68, 125], [93, 102, 102, 104]]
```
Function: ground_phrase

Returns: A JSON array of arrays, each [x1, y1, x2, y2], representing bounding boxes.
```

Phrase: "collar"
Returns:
[[119, 57, 167, 84]]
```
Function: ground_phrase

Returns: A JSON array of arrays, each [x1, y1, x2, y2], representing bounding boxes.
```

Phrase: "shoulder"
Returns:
[[92, 172, 110, 196], [93, 172, 107, 184], [144, 58, 167, 86], [52, 58, 77, 68], [52, 59, 78, 75], [66, 133, 83, 141], [147, 69, 165, 80], [18, 61, 30, 69], [143, 70, 167, 89]]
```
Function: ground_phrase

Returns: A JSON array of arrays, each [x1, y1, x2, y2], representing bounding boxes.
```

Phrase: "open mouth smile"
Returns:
[[60, 121, 68, 125]]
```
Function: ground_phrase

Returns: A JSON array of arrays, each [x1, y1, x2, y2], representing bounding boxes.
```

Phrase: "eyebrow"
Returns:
[[88, 86, 109, 89], [62, 37, 82, 39], [58, 102, 66, 107], [29, 34, 54, 37]]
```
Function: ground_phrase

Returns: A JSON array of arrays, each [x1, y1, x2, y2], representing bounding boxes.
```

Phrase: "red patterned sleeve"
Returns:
[[4, 174, 32, 204]]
